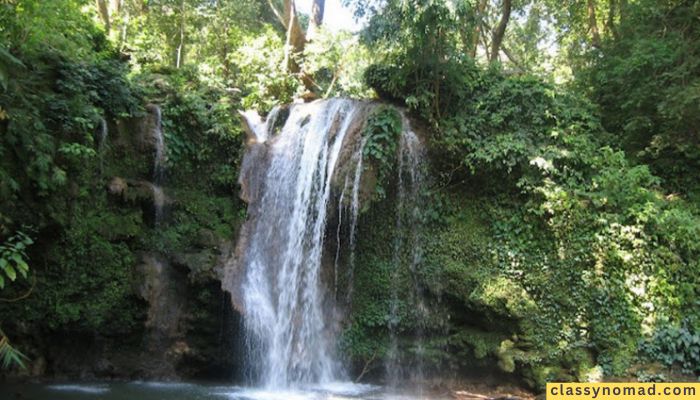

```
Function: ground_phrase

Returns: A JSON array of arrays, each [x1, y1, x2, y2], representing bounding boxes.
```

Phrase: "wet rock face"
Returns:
[[1, 104, 242, 383], [135, 255, 186, 340], [24, 264, 238, 381]]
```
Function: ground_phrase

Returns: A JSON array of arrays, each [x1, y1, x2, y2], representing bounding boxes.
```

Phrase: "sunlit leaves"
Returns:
[[0, 230, 32, 290]]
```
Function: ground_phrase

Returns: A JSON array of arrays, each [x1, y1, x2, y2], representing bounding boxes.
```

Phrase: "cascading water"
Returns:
[[97, 117, 109, 175], [152, 105, 166, 184], [151, 183, 165, 225], [229, 99, 428, 394], [345, 136, 366, 302], [385, 115, 428, 389], [235, 99, 365, 388], [332, 135, 366, 302], [147, 104, 166, 225]]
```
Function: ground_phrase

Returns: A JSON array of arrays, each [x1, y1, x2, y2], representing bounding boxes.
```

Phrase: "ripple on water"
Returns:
[[130, 381, 196, 389], [48, 384, 110, 395]]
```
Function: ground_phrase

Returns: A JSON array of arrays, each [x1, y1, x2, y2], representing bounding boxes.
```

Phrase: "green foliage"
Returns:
[[231, 27, 301, 112], [303, 28, 373, 98], [110, 0, 270, 75], [362, 105, 402, 198], [0, 328, 28, 369], [579, 0, 700, 195], [641, 319, 700, 374], [355, 9, 700, 382], [362, 0, 478, 122], [38, 206, 144, 333], [0, 0, 145, 339], [0, 229, 32, 370], [0, 46, 24, 92], [0, 230, 32, 290], [135, 68, 244, 190], [341, 200, 395, 372]]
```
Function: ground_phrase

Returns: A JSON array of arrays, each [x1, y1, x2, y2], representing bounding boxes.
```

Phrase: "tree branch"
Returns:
[[267, 0, 287, 28], [355, 350, 378, 383]]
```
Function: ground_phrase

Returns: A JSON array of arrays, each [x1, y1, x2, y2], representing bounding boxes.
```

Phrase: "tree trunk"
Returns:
[[175, 0, 186, 68], [119, 6, 129, 46], [606, 0, 619, 39], [268, 0, 313, 90], [110, 0, 121, 14], [96, 0, 111, 33], [218, 3, 231, 81], [283, 0, 306, 74], [306, 0, 325, 40], [470, 0, 488, 58], [587, 0, 602, 47], [490, 0, 512, 63]]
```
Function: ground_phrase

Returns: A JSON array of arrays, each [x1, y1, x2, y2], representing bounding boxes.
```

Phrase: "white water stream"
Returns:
[[232, 99, 428, 392]]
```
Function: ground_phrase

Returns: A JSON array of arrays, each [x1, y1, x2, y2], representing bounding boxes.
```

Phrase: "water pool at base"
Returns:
[[0, 381, 443, 400]]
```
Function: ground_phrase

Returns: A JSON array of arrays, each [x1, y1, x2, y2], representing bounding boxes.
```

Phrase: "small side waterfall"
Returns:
[[332, 136, 366, 303], [385, 115, 427, 389], [346, 136, 366, 301], [97, 117, 109, 175], [147, 104, 166, 225], [152, 105, 166, 184], [151, 183, 165, 225]]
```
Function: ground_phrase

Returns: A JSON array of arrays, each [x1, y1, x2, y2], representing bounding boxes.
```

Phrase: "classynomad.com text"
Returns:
[[546, 383, 700, 400]]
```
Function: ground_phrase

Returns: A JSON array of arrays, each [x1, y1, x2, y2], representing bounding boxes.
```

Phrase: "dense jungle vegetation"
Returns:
[[1, 0, 699, 390]]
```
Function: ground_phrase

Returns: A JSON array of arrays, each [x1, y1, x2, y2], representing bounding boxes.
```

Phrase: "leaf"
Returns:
[[10, 254, 22, 265], [0, 335, 28, 369], [16, 260, 28, 273], [4, 265, 16, 281], [16, 262, 28, 279]]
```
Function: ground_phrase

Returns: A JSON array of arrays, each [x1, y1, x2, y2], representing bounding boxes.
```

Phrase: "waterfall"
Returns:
[[99, 117, 108, 147], [230, 99, 429, 391], [97, 117, 108, 175], [235, 99, 366, 388], [334, 176, 349, 300], [385, 114, 427, 388], [147, 105, 166, 225], [152, 105, 166, 184], [151, 183, 165, 225], [331, 135, 366, 303], [344, 136, 366, 303]]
